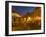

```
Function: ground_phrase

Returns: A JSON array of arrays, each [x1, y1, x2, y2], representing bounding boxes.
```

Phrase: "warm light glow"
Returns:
[[12, 13, 21, 17], [27, 17, 32, 21], [34, 16, 41, 20], [28, 17, 31, 20]]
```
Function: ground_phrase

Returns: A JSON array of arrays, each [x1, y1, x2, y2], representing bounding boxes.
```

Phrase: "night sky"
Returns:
[[12, 6, 36, 16]]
